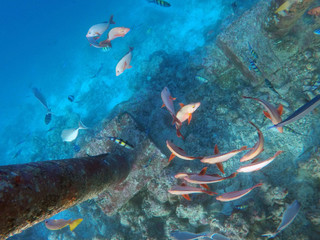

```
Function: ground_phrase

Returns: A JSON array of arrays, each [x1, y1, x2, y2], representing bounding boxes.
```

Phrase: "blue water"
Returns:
[[3, 0, 320, 239]]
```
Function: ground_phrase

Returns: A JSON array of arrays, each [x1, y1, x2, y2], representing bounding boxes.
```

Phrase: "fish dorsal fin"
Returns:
[[179, 103, 185, 108], [252, 158, 260, 163], [210, 173, 222, 178], [181, 183, 187, 187], [168, 153, 176, 163], [199, 167, 208, 175], [182, 194, 191, 201], [263, 111, 271, 119], [278, 104, 284, 116], [216, 163, 225, 174], [214, 144, 219, 154]]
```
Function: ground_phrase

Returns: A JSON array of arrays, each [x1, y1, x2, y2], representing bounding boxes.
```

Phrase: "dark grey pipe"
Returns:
[[0, 153, 130, 239]]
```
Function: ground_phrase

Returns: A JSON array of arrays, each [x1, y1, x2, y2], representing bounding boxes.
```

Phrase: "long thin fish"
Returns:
[[170, 231, 209, 240], [262, 200, 300, 239], [32, 87, 49, 110], [270, 94, 320, 129], [216, 183, 263, 202]]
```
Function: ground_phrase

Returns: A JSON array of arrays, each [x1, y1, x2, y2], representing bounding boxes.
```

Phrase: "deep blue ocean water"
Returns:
[[3, 0, 320, 239]]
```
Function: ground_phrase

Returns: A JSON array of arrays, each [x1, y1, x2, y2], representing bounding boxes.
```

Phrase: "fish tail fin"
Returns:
[[253, 183, 263, 189], [109, 15, 115, 24], [78, 120, 88, 130], [176, 128, 184, 140], [203, 190, 217, 196], [69, 218, 83, 231], [227, 172, 238, 179], [129, 47, 134, 52]]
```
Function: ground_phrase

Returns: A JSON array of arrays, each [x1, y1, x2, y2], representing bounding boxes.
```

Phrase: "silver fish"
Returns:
[[170, 231, 209, 240], [270, 94, 320, 129], [262, 200, 300, 239]]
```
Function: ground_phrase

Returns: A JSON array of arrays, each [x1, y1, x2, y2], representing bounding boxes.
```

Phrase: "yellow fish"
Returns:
[[275, 0, 297, 14], [45, 218, 83, 231]]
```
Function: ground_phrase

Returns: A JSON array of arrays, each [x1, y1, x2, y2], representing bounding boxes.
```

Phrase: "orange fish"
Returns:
[[216, 183, 263, 202], [99, 27, 130, 47], [201, 144, 247, 173], [166, 140, 201, 163], [168, 183, 216, 201], [242, 96, 283, 133], [175, 167, 238, 190], [176, 102, 200, 125], [308, 6, 320, 16], [116, 47, 133, 76], [240, 122, 264, 162]]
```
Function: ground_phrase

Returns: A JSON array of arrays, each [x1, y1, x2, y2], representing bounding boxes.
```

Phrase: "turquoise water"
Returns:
[[2, 0, 320, 239]]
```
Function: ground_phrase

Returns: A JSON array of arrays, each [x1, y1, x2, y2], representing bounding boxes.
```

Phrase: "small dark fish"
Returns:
[[248, 42, 258, 61], [147, 0, 171, 7], [270, 94, 320, 129], [262, 200, 300, 238], [265, 79, 281, 96], [231, 2, 238, 13], [73, 144, 81, 152], [248, 58, 261, 73], [68, 95, 75, 102], [91, 63, 104, 78], [47, 126, 57, 132], [13, 149, 22, 159], [108, 137, 134, 150], [234, 204, 249, 210], [314, 28, 320, 35], [32, 87, 49, 110], [45, 112, 52, 125]]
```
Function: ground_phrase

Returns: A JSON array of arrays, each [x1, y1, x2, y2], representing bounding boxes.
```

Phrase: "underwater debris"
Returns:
[[269, 94, 320, 129], [262, 200, 300, 239], [45, 218, 83, 231]]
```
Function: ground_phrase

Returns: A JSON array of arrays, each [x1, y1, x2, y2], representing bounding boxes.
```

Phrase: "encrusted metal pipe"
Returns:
[[266, 0, 315, 38], [0, 153, 130, 239]]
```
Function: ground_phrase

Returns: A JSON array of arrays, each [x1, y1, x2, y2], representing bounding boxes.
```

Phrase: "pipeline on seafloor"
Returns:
[[0, 153, 131, 239]]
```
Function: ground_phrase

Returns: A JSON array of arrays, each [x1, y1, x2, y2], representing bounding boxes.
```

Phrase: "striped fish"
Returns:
[[270, 94, 320, 129], [108, 137, 134, 150], [248, 42, 258, 61], [248, 58, 261, 73], [147, 0, 171, 7]]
